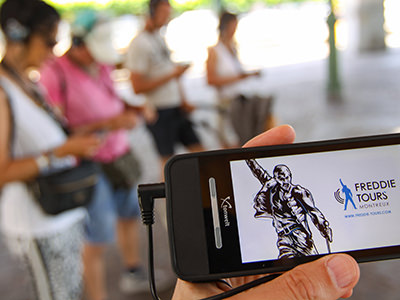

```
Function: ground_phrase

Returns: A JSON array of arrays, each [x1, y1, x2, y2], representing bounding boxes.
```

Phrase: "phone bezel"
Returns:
[[165, 133, 400, 282]]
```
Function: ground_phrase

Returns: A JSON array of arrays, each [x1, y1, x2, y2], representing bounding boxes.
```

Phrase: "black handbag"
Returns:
[[29, 160, 99, 215], [101, 151, 142, 189], [1, 67, 99, 215], [229, 94, 274, 145]]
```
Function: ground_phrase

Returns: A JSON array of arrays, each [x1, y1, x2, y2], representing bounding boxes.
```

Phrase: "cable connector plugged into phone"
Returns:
[[138, 183, 166, 300], [138, 182, 282, 300], [138, 183, 166, 226]]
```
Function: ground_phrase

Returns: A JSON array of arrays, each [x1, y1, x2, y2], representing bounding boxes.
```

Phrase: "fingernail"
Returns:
[[326, 255, 354, 288]]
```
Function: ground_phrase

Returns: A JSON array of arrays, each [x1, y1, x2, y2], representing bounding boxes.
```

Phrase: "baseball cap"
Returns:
[[71, 9, 121, 65]]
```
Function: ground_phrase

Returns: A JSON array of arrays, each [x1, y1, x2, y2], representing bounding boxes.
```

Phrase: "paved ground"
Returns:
[[2, 47, 400, 299]]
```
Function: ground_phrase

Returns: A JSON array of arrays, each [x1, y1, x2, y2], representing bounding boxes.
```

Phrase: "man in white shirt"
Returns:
[[125, 0, 204, 172]]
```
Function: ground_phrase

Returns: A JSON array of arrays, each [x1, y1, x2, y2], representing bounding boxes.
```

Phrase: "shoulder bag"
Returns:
[[2, 62, 99, 215], [29, 159, 99, 215], [101, 150, 142, 189]]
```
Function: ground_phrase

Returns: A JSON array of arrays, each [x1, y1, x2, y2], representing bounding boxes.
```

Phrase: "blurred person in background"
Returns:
[[207, 11, 275, 146], [0, 0, 102, 299], [125, 0, 204, 176], [40, 10, 156, 300]]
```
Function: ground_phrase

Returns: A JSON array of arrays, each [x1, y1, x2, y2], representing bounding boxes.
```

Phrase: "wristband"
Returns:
[[35, 152, 78, 175], [48, 153, 78, 171], [35, 154, 50, 174]]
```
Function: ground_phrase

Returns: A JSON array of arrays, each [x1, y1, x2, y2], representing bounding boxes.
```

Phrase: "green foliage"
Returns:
[[41, 0, 325, 18], [221, 0, 323, 12], [101, 0, 149, 16], [45, 0, 148, 18], [170, 0, 214, 14]]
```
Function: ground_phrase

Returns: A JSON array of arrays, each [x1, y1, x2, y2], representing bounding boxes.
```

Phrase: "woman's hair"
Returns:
[[0, 0, 60, 43], [218, 11, 237, 35], [149, 0, 170, 18]]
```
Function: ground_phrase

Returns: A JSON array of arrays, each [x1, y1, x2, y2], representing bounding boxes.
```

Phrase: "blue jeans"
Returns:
[[84, 173, 140, 244]]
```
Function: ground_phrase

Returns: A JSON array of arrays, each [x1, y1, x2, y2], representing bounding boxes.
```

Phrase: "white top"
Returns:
[[125, 30, 181, 109], [0, 76, 85, 239], [212, 41, 265, 100]]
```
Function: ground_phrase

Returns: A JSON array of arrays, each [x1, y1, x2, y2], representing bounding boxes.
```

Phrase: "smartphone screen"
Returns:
[[166, 134, 400, 281]]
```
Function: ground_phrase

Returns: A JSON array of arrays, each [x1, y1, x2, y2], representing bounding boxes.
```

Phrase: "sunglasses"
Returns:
[[44, 36, 58, 49], [37, 32, 58, 49]]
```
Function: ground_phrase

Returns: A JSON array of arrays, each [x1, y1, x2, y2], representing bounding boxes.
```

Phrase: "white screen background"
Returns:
[[230, 145, 400, 263]]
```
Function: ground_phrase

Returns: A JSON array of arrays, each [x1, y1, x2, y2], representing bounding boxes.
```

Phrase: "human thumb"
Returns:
[[236, 254, 360, 300]]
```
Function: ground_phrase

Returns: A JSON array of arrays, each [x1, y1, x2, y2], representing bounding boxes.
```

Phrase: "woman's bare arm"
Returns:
[[0, 90, 41, 186]]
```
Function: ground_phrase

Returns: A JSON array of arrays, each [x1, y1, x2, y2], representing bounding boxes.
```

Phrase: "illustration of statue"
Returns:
[[246, 159, 333, 258]]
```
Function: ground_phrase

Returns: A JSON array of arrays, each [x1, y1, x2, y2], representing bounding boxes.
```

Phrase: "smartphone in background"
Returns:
[[94, 129, 108, 140], [165, 133, 400, 282], [175, 61, 192, 69]]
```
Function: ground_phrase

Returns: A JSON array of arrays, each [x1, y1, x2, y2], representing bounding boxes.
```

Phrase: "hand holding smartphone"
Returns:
[[165, 127, 400, 282], [174, 62, 191, 78]]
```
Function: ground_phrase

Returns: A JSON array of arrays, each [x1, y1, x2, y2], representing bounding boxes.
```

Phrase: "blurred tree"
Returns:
[[45, 0, 148, 18], [327, 0, 341, 101], [30, 0, 325, 17]]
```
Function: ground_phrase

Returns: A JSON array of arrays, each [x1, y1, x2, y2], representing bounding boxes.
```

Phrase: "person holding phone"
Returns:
[[40, 10, 151, 300], [171, 125, 360, 300], [0, 1, 102, 299], [207, 11, 275, 147], [125, 0, 204, 174]]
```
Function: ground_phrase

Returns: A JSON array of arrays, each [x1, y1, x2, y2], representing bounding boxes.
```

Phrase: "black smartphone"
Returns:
[[165, 133, 400, 282]]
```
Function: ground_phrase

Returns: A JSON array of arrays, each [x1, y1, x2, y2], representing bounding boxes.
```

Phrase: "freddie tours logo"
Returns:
[[334, 179, 356, 210], [334, 178, 395, 213]]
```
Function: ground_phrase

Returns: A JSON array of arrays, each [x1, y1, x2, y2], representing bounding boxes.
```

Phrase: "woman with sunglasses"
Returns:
[[0, 0, 101, 299]]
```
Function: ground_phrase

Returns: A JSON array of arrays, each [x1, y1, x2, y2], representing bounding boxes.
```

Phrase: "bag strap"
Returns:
[[50, 60, 69, 114], [1, 85, 15, 158], [0, 60, 70, 135], [49, 59, 116, 119], [0, 83, 15, 196]]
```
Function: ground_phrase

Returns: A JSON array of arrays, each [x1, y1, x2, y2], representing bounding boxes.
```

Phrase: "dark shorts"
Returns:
[[147, 107, 200, 156]]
